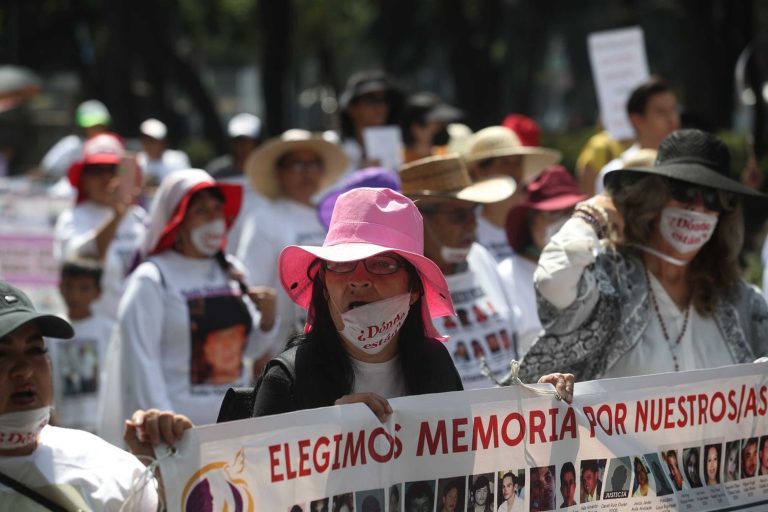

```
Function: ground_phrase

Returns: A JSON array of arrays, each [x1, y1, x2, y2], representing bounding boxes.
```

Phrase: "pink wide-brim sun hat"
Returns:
[[279, 187, 454, 340]]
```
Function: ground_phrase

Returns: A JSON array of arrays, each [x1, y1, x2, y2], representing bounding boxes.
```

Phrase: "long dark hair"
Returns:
[[287, 258, 432, 396]]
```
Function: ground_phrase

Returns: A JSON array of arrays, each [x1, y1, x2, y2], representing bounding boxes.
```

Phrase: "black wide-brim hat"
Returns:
[[604, 129, 766, 199]]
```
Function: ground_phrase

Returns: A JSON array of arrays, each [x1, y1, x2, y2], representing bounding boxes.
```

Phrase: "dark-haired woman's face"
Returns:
[[706, 446, 719, 482]]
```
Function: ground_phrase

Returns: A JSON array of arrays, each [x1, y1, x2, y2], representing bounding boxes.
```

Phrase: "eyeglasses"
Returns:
[[324, 254, 404, 275], [420, 205, 477, 225], [668, 180, 735, 212], [278, 159, 324, 174]]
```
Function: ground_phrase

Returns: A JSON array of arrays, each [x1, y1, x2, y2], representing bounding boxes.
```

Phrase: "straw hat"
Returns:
[[399, 154, 516, 203], [465, 126, 561, 183], [245, 129, 349, 199]]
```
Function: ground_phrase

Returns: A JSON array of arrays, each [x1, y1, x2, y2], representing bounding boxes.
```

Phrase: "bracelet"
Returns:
[[574, 201, 609, 227], [573, 211, 605, 239]]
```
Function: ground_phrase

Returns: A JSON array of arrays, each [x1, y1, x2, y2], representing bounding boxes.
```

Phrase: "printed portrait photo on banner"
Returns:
[[703, 443, 722, 486], [437, 476, 466, 512], [530, 465, 555, 511], [645, 452, 673, 497], [405, 480, 436, 512], [389, 484, 402, 512], [332, 492, 354, 512], [682, 447, 703, 488], [579, 459, 605, 503], [468, 473, 494, 512], [558, 462, 578, 507], [356, 488, 385, 512], [309, 497, 329, 512], [760, 436, 768, 476], [724, 441, 741, 482], [496, 469, 524, 512], [661, 449, 687, 491], [631, 456, 654, 498], [603, 457, 630, 499], [742, 437, 758, 478]]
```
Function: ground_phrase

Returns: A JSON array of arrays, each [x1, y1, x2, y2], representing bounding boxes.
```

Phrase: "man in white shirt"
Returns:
[[594, 77, 680, 193], [400, 155, 520, 389], [137, 118, 191, 185]]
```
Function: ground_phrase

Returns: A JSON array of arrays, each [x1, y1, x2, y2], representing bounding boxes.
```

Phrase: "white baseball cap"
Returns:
[[228, 113, 262, 139], [139, 118, 168, 140]]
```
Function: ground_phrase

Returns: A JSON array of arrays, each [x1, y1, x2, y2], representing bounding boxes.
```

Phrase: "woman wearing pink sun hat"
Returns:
[[124, 188, 575, 451]]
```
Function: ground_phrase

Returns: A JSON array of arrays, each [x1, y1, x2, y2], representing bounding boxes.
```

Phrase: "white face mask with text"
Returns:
[[440, 245, 472, 264], [659, 207, 718, 255], [190, 218, 227, 256], [0, 406, 50, 450], [337, 293, 412, 355]]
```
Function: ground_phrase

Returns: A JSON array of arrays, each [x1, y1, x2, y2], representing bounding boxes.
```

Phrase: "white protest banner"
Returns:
[[588, 27, 650, 140], [158, 363, 768, 511], [363, 125, 404, 172], [0, 190, 71, 314]]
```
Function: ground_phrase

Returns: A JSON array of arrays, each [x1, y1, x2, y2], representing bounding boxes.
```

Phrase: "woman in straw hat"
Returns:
[[124, 188, 574, 451], [101, 169, 277, 443], [519, 129, 768, 383], [464, 125, 561, 262], [237, 129, 348, 343]]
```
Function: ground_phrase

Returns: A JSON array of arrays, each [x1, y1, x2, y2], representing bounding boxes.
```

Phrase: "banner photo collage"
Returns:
[[158, 362, 768, 511]]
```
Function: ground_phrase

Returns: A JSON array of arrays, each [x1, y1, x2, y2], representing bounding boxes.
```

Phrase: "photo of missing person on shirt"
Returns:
[[188, 294, 251, 386]]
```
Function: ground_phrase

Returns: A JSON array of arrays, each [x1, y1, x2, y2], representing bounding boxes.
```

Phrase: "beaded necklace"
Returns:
[[644, 269, 691, 372]]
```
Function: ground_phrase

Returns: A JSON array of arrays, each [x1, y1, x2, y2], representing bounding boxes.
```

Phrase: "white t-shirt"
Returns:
[[237, 198, 327, 343], [0, 426, 157, 511], [216, 174, 267, 256], [602, 272, 734, 378], [439, 243, 519, 389], [110, 251, 276, 427], [48, 313, 115, 433], [137, 149, 191, 183], [350, 356, 407, 399], [497, 253, 541, 358], [476, 215, 514, 262], [54, 201, 147, 318]]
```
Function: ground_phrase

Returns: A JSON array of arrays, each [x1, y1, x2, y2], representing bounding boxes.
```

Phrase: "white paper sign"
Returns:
[[588, 27, 650, 140], [158, 363, 768, 511], [363, 125, 403, 171]]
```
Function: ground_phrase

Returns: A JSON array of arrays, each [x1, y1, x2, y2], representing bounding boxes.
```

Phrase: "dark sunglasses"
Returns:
[[668, 180, 735, 213], [324, 254, 404, 275]]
